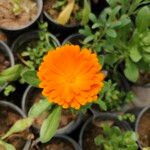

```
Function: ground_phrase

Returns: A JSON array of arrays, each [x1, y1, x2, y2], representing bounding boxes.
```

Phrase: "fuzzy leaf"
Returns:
[[56, 0, 75, 25], [28, 99, 52, 117], [136, 6, 150, 32], [2, 117, 34, 140], [0, 140, 16, 150], [124, 59, 139, 82], [40, 106, 61, 143], [106, 29, 117, 38], [129, 47, 142, 62], [81, 0, 91, 25], [22, 70, 40, 87]]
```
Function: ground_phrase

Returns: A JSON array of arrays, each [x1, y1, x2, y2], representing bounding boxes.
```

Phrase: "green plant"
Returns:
[[79, 0, 150, 82], [49, 0, 91, 25], [94, 123, 138, 150], [118, 113, 136, 123], [0, 117, 33, 150], [96, 80, 134, 111], [20, 22, 57, 70], [10, 0, 36, 15]]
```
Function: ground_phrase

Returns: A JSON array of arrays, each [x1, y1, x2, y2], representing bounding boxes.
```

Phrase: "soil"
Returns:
[[82, 119, 123, 150], [28, 90, 77, 129], [0, 31, 7, 42], [44, 0, 81, 25], [137, 72, 150, 85], [0, 52, 10, 73], [0, 0, 37, 29], [0, 105, 29, 150], [138, 108, 150, 147], [32, 137, 75, 150]]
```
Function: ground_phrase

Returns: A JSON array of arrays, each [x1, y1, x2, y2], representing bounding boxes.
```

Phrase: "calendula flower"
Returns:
[[37, 45, 104, 109]]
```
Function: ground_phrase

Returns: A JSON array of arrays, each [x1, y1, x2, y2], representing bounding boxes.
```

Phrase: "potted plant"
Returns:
[[20, 44, 105, 144], [90, 80, 135, 115], [43, 0, 91, 32], [0, 41, 15, 92], [0, 101, 34, 150], [79, 113, 138, 150], [0, 0, 43, 31], [0, 22, 60, 96], [22, 86, 83, 135], [135, 105, 150, 149], [79, 1, 150, 83], [31, 135, 81, 150]]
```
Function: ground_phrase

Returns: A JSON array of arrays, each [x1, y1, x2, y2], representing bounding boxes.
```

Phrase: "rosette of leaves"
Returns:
[[80, 0, 150, 83], [0, 117, 33, 150], [96, 80, 134, 111], [94, 123, 138, 150]]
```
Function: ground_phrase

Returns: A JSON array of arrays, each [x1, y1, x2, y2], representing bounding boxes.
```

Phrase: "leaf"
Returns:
[[0, 140, 16, 150], [56, 0, 75, 25], [106, 29, 117, 38], [81, 0, 91, 25], [2, 117, 34, 140], [124, 59, 139, 82], [136, 6, 150, 32], [40, 106, 62, 143], [104, 54, 118, 66], [83, 35, 94, 44], [97, 98, 107, 111], [129, 47, 142, 62], [0, 64, 23, 86], [28, 98, 53, 117], [22, 70, 40, 87]]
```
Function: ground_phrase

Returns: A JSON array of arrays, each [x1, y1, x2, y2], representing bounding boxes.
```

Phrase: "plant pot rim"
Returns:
[[22, 85, 83, 135], [62, 33, 84, 45], [43, 10, 81, 29], [79, 113, 132, 148], [0, 41, 15, 92], [11, 30, 60, 52], [135, 105, 150, 149], [32, 135, 81, 150], [0, 101, 31, 150], [0, 0, 43, 31]]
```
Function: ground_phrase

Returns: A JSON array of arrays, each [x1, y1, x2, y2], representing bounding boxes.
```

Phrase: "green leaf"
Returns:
[[2, 117, 34, 140], [104, 54, 118, 66], [106, 29, 117, 38], [22, 70, 40, 87], [0, 140, 16, 150], [124, 59, 139, 82], [83, 35, 94, 44], [97, 99, 107, 111], [129, 47, 142, 62], [0, 64, 23, 86], [136, 6, 150, 32], [28, 98, 53, 117], [81, 0, 91, 25], [40, 106, 62, 143], [56, 0, 75, 25]]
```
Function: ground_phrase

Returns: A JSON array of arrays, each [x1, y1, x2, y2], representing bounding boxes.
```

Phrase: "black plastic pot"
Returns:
[[22, 86, 83, 135], [0, 0, 43, 31], [31, 135, 81, 150], [0, 101, 31, 150], [62, 33, 84, 46], [79, 113, 132, 150], [0, 41, 15, 92], [135, 105, 150, 149], [11, 30, 60, 63]]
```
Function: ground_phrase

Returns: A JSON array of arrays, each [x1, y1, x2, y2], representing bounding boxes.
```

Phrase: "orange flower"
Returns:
[[37, 45, 104, 109]]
